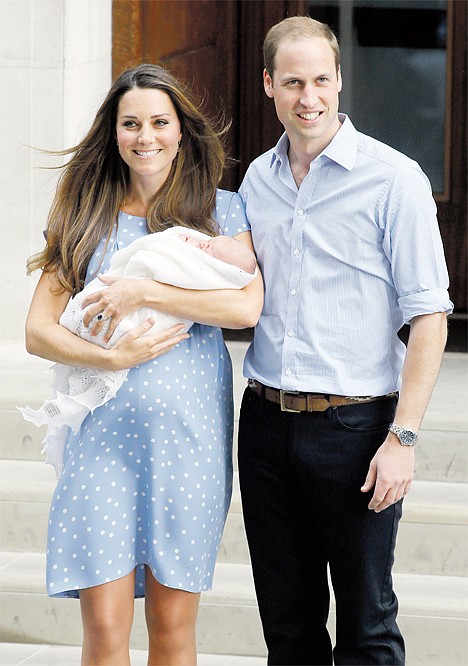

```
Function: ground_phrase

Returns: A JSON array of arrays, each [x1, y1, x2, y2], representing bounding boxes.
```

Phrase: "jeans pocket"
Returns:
[[333, 397, 397, 432]]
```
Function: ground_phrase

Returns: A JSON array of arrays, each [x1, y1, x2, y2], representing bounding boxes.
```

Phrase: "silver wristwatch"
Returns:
[[388, 422, 418, 446]]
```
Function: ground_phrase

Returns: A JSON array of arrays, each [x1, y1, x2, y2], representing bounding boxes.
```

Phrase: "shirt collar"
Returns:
[[270, 113, 358, 172], [270, 132, 290, 167], [321, 114, 357, 170]]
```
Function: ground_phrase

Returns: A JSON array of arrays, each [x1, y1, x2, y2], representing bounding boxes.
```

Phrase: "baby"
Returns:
[[66, 230, 257, 349], [19, 227, 257, 477], [178, 232, 257, 273]]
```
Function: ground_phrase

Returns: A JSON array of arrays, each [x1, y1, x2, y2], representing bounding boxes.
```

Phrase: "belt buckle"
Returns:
[[279, 390, 301, 413]]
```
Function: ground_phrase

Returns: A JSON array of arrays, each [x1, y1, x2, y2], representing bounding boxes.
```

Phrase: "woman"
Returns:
[[25, 63, 263, 666]]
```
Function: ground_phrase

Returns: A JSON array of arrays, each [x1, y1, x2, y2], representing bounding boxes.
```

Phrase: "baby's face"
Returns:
[[179, 233, 255, 273], [181, 234, 238, 260]]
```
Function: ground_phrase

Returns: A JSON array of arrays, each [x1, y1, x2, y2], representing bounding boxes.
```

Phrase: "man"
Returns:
[[237, 16, 452, 666]]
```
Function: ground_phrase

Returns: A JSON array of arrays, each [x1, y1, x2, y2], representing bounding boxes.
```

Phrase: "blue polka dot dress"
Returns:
[[46, 190, 250, 598]]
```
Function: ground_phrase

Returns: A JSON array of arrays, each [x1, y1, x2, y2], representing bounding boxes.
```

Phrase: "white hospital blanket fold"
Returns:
[[18, 227, 256, 477]]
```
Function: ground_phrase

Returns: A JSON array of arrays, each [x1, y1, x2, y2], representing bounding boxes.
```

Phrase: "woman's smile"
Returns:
[[116, 88, 182, 189], [133, 149, 162, 158]]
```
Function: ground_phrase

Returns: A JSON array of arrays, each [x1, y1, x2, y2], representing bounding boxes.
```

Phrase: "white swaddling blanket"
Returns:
[[19, 226, 256, 477]]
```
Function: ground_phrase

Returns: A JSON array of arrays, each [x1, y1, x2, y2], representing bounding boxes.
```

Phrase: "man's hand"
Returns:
[[361, 435, 415, 512]]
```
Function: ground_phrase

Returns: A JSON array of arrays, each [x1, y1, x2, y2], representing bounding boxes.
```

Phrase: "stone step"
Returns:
[[0, 642, 265, 666], [1, 552, 467, 665], [414, 429, 468, 482], [1, 459, 467, 577]]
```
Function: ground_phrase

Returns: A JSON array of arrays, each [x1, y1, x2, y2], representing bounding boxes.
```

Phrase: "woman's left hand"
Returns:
[[82, 274, 147, 342]]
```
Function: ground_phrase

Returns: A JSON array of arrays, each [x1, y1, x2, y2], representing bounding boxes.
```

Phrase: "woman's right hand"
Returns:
[[106, 319, 190, 371]]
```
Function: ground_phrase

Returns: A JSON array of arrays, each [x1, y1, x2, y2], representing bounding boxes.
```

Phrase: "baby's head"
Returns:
[[181, 234, 256, 274]]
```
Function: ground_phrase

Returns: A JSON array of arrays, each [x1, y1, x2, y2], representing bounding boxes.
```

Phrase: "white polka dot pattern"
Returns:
[[46, 190, 250, 598]]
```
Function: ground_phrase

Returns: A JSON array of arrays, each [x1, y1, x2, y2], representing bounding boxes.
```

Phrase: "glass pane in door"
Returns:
[[307, 0, 448, 194]]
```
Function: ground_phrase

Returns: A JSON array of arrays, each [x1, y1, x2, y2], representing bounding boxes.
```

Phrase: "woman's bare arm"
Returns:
[[25, 271, 189, 371]]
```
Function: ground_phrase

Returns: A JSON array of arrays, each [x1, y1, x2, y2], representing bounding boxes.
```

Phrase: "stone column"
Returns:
[[0, 0, 112, 341]]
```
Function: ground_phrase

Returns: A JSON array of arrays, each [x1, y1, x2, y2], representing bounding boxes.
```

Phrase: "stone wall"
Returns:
[[0, 0, 112, 340]]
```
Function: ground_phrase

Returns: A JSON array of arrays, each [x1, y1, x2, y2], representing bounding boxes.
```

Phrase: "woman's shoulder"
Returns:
[[215, 188, 243, 209], [215, 189, 249, 236]]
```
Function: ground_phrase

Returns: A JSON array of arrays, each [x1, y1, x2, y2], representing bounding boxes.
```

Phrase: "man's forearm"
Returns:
[[391, 312, 448, 433]]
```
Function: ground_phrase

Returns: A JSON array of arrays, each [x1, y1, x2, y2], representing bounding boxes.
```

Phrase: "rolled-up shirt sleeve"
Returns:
[[381, 166, 454, 323]]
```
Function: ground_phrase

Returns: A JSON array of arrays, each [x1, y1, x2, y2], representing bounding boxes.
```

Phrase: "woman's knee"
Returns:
[[146, 599, 196, 639], [80, 574, 135, 649], [83, 610, 131, 642], [145, 571, 199, 648]]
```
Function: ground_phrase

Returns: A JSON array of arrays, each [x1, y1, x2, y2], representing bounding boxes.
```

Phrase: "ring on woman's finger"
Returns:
[[97, 313, 110, 322]]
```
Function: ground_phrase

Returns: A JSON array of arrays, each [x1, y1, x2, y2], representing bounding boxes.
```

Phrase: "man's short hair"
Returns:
[[263, 16, 340, 79]]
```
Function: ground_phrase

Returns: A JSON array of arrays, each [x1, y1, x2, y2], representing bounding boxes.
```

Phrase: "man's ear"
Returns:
[[263, 69, 274, 98]]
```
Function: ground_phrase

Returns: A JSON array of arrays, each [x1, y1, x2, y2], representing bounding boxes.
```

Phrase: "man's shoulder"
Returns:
[[352, 129, 434, 204], [239, 146, 278, 201], [356, 130, 420, 173], [244, 146, 277, 176]]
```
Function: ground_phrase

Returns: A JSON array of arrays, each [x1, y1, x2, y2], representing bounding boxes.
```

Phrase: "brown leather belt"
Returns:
[[248, 379, 397, 413]]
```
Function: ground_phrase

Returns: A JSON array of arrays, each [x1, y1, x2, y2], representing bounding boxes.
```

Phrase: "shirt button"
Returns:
[[291, 288, 297, 296], [286, 368, 292, 376], [293, 249, 300, 256], [297, 209, 304, 216], [288, 329, 294, 337]]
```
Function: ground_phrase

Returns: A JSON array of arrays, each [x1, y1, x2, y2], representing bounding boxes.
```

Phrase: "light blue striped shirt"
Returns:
[[240, 115, 453, 396]]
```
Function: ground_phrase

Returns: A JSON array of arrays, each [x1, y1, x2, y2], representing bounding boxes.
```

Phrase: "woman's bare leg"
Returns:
[[145, 566, 200, 666], [79, 570, 136, 665]]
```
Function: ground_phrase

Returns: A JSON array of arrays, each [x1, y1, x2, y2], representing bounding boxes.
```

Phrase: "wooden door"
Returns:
[[113, 0, 239, 190]]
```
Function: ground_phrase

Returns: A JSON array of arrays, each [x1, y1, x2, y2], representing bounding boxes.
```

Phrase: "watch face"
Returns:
[[390, 423, 417, 445], [400, 429, 416, 445]]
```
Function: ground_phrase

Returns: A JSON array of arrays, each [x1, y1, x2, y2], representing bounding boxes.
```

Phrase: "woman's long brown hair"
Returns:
[[27, 63, 227, 294]]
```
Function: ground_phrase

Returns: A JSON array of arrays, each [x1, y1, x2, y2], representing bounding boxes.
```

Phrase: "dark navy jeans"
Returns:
[[238, 386, 405, 665]]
